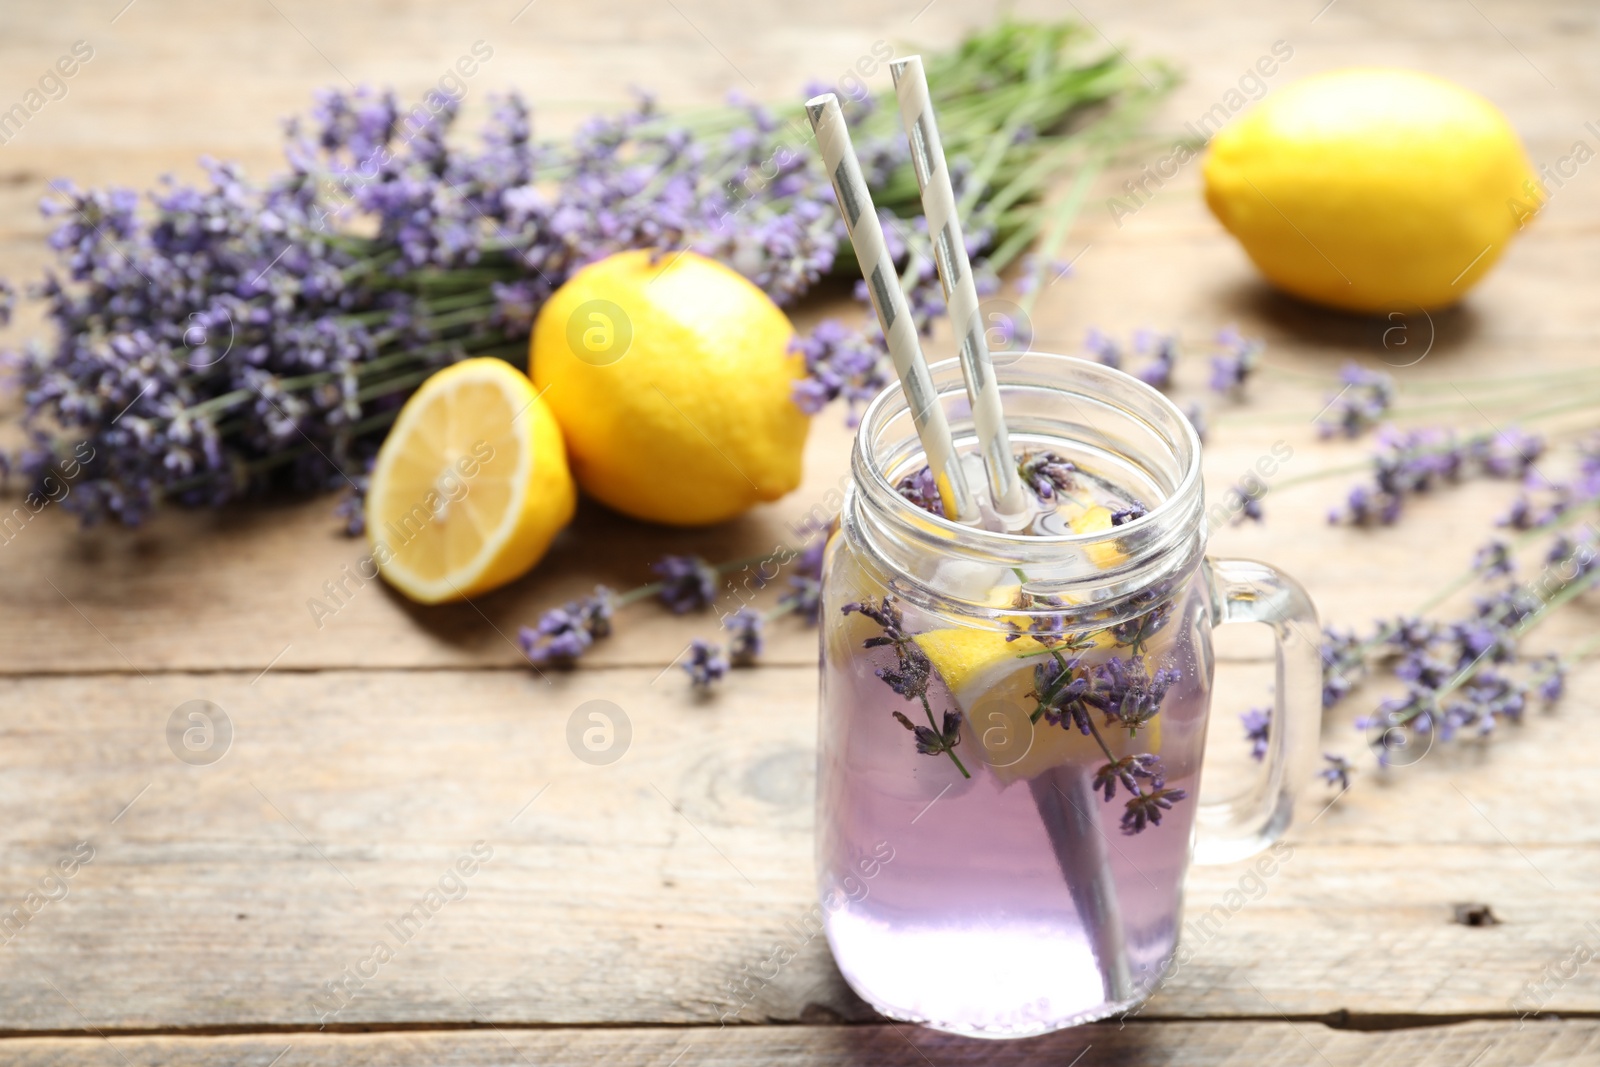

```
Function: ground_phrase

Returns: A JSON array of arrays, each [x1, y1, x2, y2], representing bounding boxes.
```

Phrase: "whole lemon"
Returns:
[[530, 249, 809, 526], [1203, 68, 1539, 313]]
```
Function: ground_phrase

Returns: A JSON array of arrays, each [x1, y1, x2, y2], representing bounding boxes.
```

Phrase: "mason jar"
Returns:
[[816, 351, 1320, 1038]]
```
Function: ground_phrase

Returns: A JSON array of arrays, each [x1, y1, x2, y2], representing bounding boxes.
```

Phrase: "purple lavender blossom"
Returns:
[[790, 320, 889, 424], [1183, 402, 1209, 444], [518, 586, 616, 666], [843, 596, 933, 701], [1032, 655, 1093, 734], [1121, 778, 1187, 835], [1318, 753, 1352, 791], [683, 639, 729, 689], [1208, 326, 1262, 395], [892, 708, 963, 757], [1017, 450, 1078, 500], [1092, 752, 1161, 801], [1384, 616, 1435, 654], [1109, 601, 1171, 653], [1110, 501, 1149, 526], [724, 607, 764, 665], [1240, 707, 1271, 760], [1497, 495, 1536, 529], [1472, 540, 1514, 579], [1320, 627, 1367, 708], [1497, 435, 1598, 529], [1084, 327, 1122, 369], [1232, 481, 1265, 524], [1131, 330, 1177, 391], [4, 82, 854, 524], [652, 554, 719, 614], [1329, 425, 1541, 527], [1089, 654, 1181, 732], [894, 465, 945, 517], [1316, 363, 1395, 439], [778, 528, 828, 623], [333, 466, 372, 537], [1537, 657, 1567, 703], [1440, 669, 1526, 739], [1477, 428, 1545, 478]]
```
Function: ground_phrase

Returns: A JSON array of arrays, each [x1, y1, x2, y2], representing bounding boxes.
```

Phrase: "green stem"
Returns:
[[1553, 631, 1600, 669], [1218, 383, 1600, 428], [1413, 504, 1595, 619], [1012, 160, 1100, 313], [1258, 361, 1600, 394], [612, 551, 780, 608], [922, 692, 971, 779]]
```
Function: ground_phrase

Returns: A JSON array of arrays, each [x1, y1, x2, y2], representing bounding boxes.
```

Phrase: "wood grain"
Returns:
[[2, 668, 1599, 1032], [5, 1021, 1600, 1067]]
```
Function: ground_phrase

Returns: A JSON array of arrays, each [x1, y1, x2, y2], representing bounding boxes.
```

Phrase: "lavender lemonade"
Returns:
[[815, 353, 1319, 1038]]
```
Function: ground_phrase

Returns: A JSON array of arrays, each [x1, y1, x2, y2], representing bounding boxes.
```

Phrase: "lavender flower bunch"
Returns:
[[4, 20, 1172, 524], [5, 87, 837, 525]]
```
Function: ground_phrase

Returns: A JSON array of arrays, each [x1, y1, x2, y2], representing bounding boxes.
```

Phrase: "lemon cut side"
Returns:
[[366, 358, 576, 604]]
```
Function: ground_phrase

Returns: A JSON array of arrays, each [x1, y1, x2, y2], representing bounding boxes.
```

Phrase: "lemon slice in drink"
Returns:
[[365, 358, 576, 604], [1064, 502, 1127, 570]]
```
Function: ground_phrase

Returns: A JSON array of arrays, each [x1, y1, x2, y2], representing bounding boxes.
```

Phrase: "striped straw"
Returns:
[[890, 56, 1028, 516], [805, 93, 977, 523]]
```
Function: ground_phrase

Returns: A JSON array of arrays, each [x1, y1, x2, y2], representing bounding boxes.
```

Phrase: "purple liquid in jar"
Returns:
[[817, 457, 1213, 1037]]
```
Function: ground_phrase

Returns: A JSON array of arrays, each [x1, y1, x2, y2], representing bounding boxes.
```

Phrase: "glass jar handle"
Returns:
[[1194, 557, 1322, 865]]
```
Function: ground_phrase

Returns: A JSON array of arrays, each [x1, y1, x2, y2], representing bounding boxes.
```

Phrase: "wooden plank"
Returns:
[[1, 668, 1598, 1031], [4, 1020, 1600, 1067]]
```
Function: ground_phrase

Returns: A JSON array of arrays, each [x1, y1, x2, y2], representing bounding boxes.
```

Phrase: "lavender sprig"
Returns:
[[1328, 425, 1544, 526], [1316, 363, 1395, 439], [683, 639, 729, 690], [1208, 326, 1262, 396], [1027, 617, 1188, 834], [518, 586, 616, 666], [1318, 754, 1352, 791], [652, 555, 721, 615], [724, 608, 765, 666], [843, 596, 970, 779], [1018, 450, 1079, 501], [518, 549, 786, 669]]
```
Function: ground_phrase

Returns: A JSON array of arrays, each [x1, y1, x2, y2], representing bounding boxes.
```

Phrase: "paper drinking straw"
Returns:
[[806, 93, 978, 523], [1030, 765, 1136, 1005], [889, 56, 1028, 516]]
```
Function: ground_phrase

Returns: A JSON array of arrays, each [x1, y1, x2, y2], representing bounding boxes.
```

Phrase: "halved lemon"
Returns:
[[365, 358, 576, 604]]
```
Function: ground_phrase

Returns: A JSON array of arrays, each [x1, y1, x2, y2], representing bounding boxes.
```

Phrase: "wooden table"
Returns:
[[3, 0, 1598, 1063]]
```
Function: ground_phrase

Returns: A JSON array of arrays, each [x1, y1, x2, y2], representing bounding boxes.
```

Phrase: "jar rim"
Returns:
[[852, 351, 1203, 550]]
